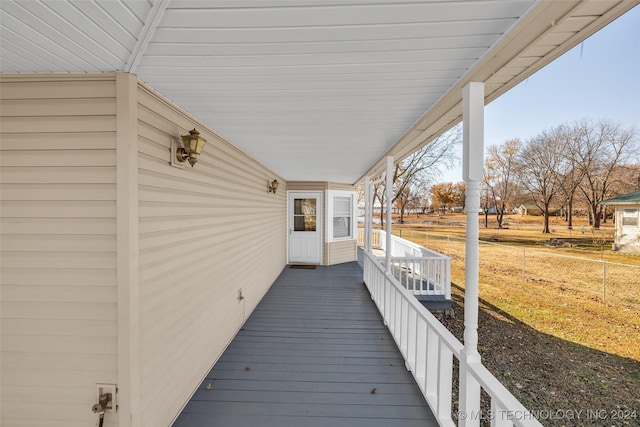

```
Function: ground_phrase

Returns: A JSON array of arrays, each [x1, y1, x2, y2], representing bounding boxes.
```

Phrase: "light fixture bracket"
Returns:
[[170, 139, 186, 169]]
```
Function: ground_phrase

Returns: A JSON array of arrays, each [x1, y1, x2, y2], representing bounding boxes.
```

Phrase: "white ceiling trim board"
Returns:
[[126, 0, 171, 73]]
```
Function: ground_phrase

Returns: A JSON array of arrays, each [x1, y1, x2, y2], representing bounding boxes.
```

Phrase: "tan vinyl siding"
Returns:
[[1, 74, 288, 427], [136, 84, 287, 427], [327, 240, 358, 265], [287, 181, 328, 191], [0, 75, 118, 427], [327, 182, 357, 191]]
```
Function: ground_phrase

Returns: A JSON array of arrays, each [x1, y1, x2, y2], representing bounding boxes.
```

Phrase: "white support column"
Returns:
[[364, 176, 372, 253], [385, 156, 393, 273], [459, 81, 484, 427], [462, 81, 484, 360]]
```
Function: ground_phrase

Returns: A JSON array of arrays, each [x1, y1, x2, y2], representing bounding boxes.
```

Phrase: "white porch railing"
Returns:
[[358, 228, 451, 300], [362, 250, 543, 427]]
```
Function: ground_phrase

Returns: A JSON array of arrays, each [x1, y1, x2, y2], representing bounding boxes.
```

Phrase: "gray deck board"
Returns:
[[173, 261, 437, 427]]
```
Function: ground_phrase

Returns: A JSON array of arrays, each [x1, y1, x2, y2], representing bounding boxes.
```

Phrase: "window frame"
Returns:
[[621, 207, 639, 227], [326, 190, 357, 242]]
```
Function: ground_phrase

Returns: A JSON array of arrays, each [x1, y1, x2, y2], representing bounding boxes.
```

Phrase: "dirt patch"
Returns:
[[441, 284, 640, 427]]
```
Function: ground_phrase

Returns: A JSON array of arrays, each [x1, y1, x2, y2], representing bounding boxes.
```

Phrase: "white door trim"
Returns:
[[287, 191, 323, 264]]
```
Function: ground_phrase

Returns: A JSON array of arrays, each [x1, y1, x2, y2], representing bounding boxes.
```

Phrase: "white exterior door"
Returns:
[[288, 191, 322, 264]]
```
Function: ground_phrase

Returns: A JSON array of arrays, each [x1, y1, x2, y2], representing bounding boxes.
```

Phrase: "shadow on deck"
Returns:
[[173, 261, 437, 427]]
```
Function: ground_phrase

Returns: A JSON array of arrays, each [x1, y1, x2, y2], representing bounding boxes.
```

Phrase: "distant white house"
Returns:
[[516, 204, 542, 216], [601, 191, 640, 253]]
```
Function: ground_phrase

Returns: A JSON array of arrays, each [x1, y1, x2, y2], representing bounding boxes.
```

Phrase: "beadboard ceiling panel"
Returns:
[[1, 0, 636, 183]]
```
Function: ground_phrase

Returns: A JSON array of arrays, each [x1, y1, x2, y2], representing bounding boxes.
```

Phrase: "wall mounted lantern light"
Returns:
[[175, 128, 206, 167], [267, 179, 279, 194]]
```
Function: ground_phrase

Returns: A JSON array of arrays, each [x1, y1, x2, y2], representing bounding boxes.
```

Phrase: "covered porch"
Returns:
[[173, 261, 437, 427], [2, 2, 637, 427], [174, 247, 540, 427]]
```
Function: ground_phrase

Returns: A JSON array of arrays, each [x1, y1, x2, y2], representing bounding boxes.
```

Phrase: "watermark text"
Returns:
[[457, 408, 638, 422]]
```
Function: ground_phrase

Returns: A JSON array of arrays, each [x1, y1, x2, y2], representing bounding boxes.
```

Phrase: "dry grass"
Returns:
[[385, 213, 640, 425], [393, 213, 640, 360]]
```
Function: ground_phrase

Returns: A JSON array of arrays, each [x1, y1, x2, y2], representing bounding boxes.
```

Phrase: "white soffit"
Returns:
[[1, 0, 637, 183]]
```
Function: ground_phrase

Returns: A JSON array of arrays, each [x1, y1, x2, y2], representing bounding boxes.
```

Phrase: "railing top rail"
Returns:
[[419, 247, 451, 259], [389, 256, 449, 262], [367, 228, 450, 260], [365, 250, 463, 356], [467, 362, 544, 427]]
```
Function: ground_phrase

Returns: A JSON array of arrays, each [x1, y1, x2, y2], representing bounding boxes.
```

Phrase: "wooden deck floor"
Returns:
[[172, 261, 437, 427]]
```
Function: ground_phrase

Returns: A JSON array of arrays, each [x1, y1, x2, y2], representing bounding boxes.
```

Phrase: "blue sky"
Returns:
[[442, 4, 639, 183]]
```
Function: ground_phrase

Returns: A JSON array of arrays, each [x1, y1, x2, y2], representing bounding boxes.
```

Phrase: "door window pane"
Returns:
[[294, 198, 317, 231]]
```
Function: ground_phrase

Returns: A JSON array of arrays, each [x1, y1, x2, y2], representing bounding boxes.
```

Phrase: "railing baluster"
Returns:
[[400, 298, 408, 358], [413, 259, 417, 290], [415, 316, 427, 391], [398, 291, 402, 344], [437, 343, 454, 424], [427, 259, 432, 294], [425, 325, 438, 401], [392, 287, 398, 343], [407, 306, 417, 372]]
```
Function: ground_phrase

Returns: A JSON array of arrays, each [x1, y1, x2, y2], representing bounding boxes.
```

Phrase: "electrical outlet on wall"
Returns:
[[96, 383, 117, 412]]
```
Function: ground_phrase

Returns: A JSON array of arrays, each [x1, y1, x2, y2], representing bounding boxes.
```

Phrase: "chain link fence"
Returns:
[[392, 228, 640, 307]]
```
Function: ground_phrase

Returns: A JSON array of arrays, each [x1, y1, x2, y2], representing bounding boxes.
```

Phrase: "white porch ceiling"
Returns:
[[1, 0, 637, 183]]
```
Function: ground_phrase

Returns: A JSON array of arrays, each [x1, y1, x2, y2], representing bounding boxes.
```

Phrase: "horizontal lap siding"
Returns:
[[136, 87, 287, 427], [0, 76, 118, 427], [327, 240, 358, 265]]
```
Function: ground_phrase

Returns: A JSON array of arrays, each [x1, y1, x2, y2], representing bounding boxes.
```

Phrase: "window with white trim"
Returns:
[[327, 191, 356, 241], [622, 208, 638, 227]]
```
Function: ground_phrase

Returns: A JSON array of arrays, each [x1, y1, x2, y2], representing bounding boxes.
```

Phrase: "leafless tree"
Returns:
[[609, 164, 640, 193], [573, 120, 638, 229], [553, 124, 589, 229], [394, 186, 412, 222], [373, 127, 461, 225], [484, 138, 522, 228], [410, 184, 432, 214], [518, 129, 565, 233]]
